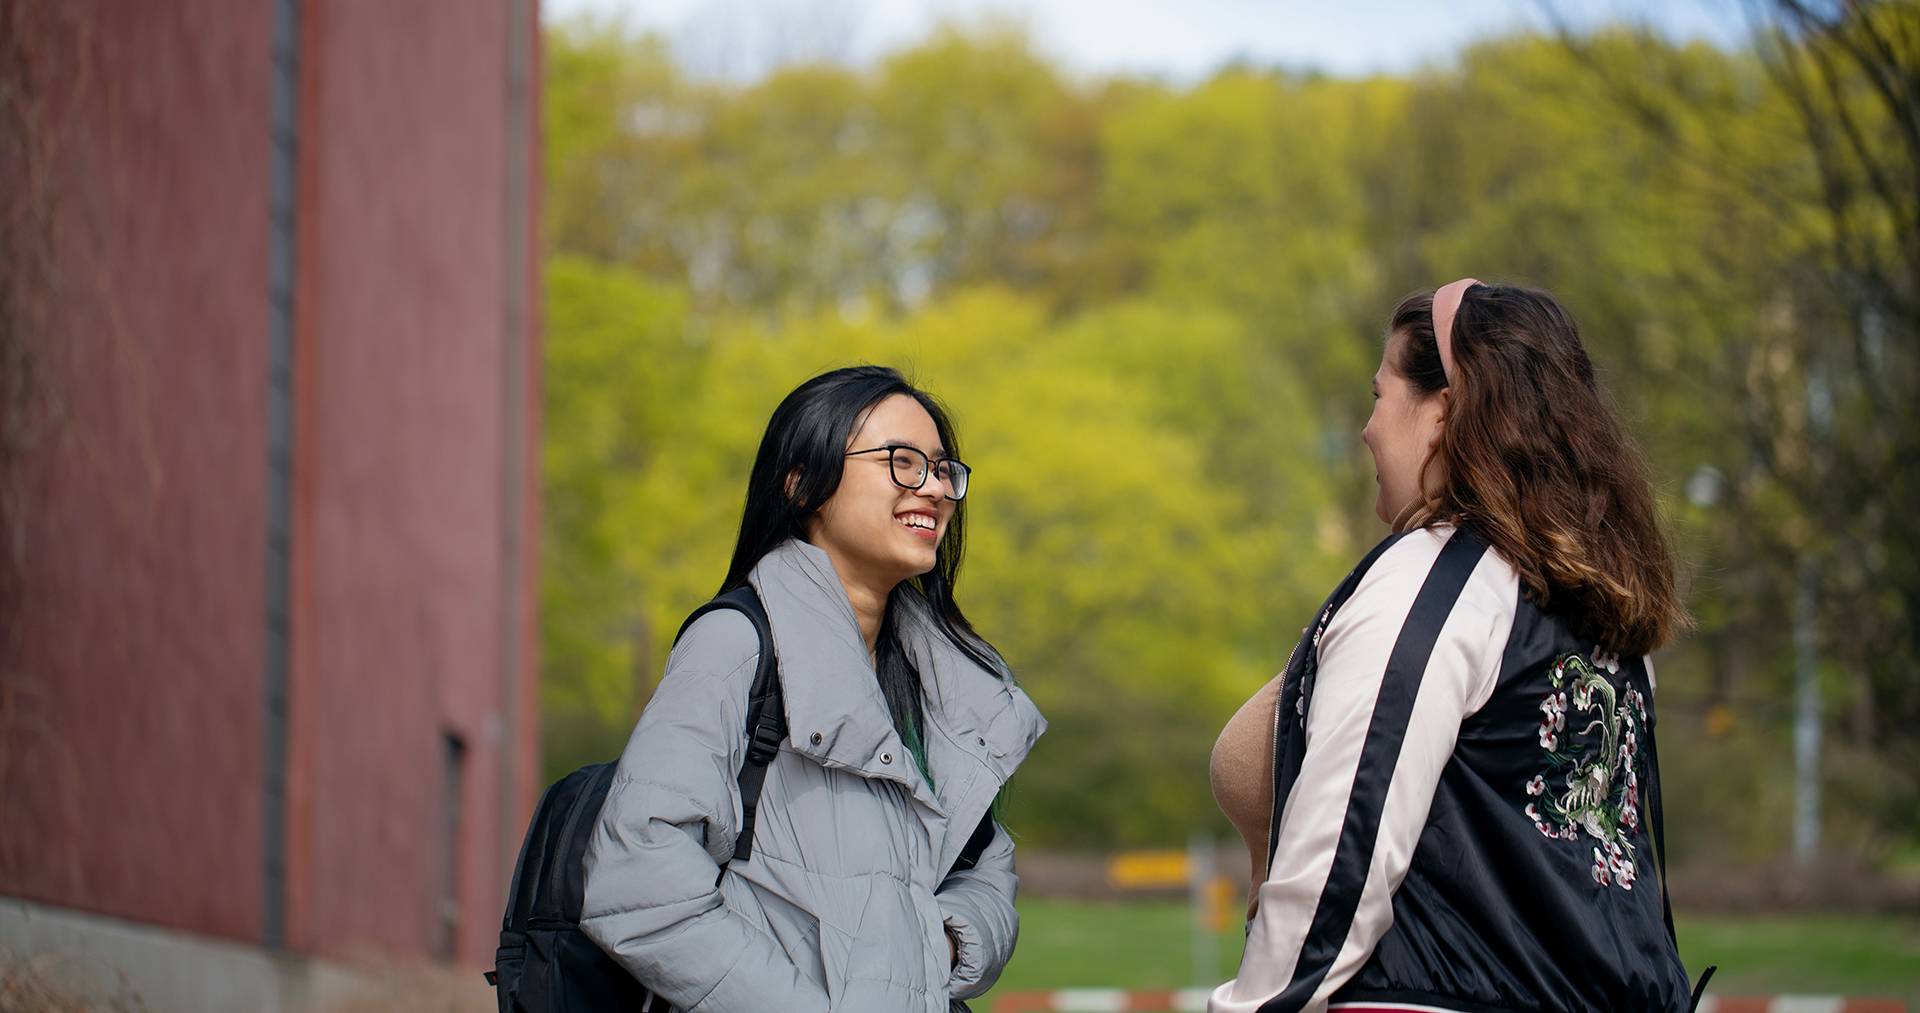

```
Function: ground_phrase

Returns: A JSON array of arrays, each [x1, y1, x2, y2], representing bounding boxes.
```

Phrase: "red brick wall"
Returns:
[[0, 0, 540, 968], [288, 0, 535, 966], [0, 0, 273, 944]]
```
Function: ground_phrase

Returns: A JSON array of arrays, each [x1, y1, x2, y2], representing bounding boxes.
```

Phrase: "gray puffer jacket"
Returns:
[[581, 539, 1047, 1012]]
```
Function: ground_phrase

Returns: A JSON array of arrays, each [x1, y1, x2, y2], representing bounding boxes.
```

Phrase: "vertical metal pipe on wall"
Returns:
[[263, 0, 300, 951], [501, 0, 535, 888]]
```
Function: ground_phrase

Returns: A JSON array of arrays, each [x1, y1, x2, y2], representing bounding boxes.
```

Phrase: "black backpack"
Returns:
[[486, 587, 1002, 1012], [486, 587, 784, 1013]]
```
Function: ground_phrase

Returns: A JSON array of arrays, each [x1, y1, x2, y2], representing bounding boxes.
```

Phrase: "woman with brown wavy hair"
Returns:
[[1208, 280, 1705, 1012]]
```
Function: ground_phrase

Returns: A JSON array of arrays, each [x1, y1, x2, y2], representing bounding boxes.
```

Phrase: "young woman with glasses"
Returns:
[[1209, 282, 1703, 1012], [580, 365, 1044, 1012]]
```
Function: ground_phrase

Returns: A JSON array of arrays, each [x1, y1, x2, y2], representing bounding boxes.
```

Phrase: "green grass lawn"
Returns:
[[985, 898, 1242, 997], [977, 899, 1920, 1010], [1675, 911, 1920, 996]]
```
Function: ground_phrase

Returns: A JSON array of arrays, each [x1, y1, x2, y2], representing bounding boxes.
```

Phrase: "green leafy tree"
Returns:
[[537, 13, 1920, 855]]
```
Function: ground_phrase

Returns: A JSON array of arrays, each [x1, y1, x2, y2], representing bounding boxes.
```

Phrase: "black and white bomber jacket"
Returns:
[[1211, 525, 1697, 1013]]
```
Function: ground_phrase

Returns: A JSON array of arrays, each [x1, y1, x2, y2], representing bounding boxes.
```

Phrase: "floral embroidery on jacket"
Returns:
[[1526, 649, 1648, 891]]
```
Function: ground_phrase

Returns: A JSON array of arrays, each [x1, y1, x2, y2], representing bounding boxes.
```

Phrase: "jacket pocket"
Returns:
[[726, 872, 828, 990]]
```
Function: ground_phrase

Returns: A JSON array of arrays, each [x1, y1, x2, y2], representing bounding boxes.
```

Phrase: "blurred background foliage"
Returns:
[[537, 3, 1920, 865]]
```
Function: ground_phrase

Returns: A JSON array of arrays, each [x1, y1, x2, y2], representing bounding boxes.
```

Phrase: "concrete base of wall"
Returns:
[[0, 896, 493, 1012]]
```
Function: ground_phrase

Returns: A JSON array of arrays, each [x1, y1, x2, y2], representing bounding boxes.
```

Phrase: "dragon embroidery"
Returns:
[[1524, 650, 1649, 891]]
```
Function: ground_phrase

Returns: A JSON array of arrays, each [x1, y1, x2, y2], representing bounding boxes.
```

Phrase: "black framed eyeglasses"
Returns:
[[845, 445, 971, 501]]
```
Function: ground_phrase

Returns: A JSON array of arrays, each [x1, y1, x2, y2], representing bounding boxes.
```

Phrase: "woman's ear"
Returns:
[[1426, 387, 1453, 445], [784, 467, 803, 502]]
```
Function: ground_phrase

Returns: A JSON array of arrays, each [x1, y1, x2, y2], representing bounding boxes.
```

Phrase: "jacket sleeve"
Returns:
[[934, 817, 1018, 998], [1210, 530, 1514, 1013], [579, 611, 831, 1013]]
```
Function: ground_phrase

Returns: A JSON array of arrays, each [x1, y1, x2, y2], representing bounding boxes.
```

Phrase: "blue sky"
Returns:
[[543, 0, 1751, 82]]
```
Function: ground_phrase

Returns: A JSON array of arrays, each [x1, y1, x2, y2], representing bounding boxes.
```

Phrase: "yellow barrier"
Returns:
[[1104, 850, 1190, 890]]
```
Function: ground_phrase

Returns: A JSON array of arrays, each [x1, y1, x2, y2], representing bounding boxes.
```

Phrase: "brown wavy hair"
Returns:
[[1391, 283, 1688, 655]]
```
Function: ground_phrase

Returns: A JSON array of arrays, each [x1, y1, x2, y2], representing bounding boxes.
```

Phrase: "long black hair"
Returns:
[[722, 366, 1005, 771]]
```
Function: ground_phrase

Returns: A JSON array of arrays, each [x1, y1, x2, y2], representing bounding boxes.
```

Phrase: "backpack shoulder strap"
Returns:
[[673, 585, 785, 864], [951, 810, 998, 873], [1638, 669, 1718, 1006], [1640, 665, 1677, 945], [500, 774, 566, 932]]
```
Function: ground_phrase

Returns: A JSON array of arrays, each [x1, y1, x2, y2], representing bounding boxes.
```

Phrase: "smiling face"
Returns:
[[1362, 330, 1451, 529], [805, 393, 959, 595]]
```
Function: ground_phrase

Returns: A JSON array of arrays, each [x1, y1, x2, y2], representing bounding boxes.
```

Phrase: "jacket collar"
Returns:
[[747, 539, 1044, 807]]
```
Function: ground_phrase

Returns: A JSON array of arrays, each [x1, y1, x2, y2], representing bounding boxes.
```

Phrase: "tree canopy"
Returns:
[[539, 9, 1920, 859]]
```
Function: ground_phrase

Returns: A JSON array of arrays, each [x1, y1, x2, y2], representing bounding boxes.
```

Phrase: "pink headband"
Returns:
[[1431, 277, 1481, 383]]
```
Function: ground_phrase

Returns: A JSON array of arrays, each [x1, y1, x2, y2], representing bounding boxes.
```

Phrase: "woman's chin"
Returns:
[[906, 545, 939, 575], [877, 543, 939, 586]]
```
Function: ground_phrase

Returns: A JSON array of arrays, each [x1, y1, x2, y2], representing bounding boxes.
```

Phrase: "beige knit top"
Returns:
[[1209, 671, 1284, 898]]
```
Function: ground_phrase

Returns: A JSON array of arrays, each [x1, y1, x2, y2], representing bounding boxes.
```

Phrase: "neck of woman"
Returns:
[[840, 574, 891, 666]]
